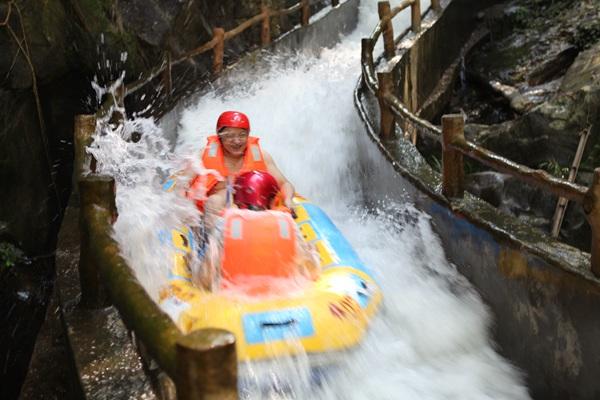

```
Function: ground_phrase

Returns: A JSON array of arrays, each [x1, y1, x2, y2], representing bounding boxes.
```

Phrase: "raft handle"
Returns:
[[261, 319, 297, 328]]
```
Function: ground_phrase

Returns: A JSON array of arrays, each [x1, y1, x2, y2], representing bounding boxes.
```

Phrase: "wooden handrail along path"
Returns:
[[73, 1, 343, 398], [360, 0, 600, 277]]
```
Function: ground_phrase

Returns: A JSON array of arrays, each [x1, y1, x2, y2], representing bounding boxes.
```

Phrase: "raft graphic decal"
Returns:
[[329, 296, 360, 319], [300, 203, 368, 274]]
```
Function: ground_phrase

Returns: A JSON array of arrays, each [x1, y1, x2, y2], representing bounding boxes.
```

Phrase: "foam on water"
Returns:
[[89, 0, 531, 398]]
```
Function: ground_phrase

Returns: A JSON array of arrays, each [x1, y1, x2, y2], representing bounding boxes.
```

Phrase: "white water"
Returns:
[[89, 0, 531, 398]]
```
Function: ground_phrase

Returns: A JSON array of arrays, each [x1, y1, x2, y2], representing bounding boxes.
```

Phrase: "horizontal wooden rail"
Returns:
[[224, 10, 268, 41], [177, 36, 220, 63], [383, 91, 441, 142], [370, 0, 415, 44], [125, 0, 323, 98], [278, 2, 303, 16], [449, 137, 588, 203]]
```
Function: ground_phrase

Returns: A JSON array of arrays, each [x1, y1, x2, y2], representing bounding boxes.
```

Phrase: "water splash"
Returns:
[[89, 0, 530, 397]]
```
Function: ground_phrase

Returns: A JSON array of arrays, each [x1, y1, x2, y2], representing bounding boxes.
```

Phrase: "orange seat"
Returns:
[[220, 209, 298, 291]]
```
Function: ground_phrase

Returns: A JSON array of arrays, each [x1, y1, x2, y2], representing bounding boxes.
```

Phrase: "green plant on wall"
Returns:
[[572, 23, 600, 51], [539, 159, 570, 179], [428, 155, 442, 172], [0, 242, 25, 269]]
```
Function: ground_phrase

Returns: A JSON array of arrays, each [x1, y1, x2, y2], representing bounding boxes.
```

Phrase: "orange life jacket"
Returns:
[[187, 135, 268, 210]]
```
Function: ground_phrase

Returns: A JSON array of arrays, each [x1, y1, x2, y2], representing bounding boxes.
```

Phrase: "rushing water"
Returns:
[[90, 0, 530, 398]]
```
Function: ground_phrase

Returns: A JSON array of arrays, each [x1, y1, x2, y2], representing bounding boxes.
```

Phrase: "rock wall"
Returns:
[[443, 0, 600, 250], [460, 0, 600, 172]]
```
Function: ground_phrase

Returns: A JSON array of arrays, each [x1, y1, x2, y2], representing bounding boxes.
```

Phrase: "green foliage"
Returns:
[[506, 0, 578, 31], [539, 159, 569, 179], [572, 23, 600, 51], [428, 155, 442, 172], [508, 7, 532, 30], [0, 242, 25, 269]]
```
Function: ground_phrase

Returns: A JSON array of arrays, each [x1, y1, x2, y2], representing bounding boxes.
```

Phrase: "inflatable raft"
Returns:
[[159, 197, 382, 361]]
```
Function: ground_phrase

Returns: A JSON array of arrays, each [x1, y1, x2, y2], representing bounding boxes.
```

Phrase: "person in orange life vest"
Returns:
[[187, 111, 295, 221]]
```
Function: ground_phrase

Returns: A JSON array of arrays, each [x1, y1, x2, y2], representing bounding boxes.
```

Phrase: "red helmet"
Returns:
[[216, 111, 250, 132], [234, 171, 279, 210]]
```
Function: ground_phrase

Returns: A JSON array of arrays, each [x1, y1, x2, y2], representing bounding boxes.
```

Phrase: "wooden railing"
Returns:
[[360, 0, 600, 277], [126, 0, 342, 98]]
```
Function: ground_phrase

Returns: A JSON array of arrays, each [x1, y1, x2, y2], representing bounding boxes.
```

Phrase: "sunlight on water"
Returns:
[[89, 0, 530, 398]]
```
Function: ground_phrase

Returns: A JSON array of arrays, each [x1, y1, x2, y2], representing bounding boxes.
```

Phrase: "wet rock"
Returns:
[[455, 0, 600, 172], [465, 171, 510, 208], [456, 0, 590, 124], [445, 0, 600, 252], [528, 46, 579, 86], [464, 170, 591, 242], [117, 0, 180, 47], [467, 171, 556, 217], [488, 80, 534, 113], [560, 41, 600, 93]]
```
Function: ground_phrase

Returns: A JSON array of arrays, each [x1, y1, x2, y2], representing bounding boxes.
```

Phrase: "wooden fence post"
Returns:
[[411, 0, 421, 33], [584, 168, 600, 277], [332, 0, 339, 6], [78, 176, 117, 308], [551, 127, 591, 237], [73, 114, 96, 187], [441, 114, 465, 198], [162, 51, 172, 97], [176, 329, 237, 400], [361, 38, 374, 68], [377, 72, 395, 140], [378, 1, 395, 59], [261, 4, 271, 46], [301, 0, 310, 26], [431, 0, 442, 12], [212, 27, 225, 75]]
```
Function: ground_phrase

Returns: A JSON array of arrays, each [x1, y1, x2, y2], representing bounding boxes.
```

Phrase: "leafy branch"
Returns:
[[0, 242, 25, 269]]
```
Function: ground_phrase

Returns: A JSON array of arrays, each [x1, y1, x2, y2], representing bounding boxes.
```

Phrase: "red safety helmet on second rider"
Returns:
[[216, 111, 251, 133], [234, 170, 279, 210]]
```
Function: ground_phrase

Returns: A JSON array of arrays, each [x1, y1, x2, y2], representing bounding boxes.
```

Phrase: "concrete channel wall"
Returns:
[[160, 0, 360, 147], [50, 1, 360, 399], [355, 1, 600, 399], [401, 0, 482, 111]]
